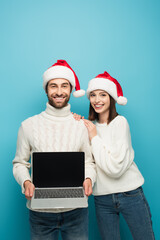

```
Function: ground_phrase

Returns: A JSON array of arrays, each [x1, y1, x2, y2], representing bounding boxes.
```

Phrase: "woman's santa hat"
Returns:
[[87, 71, 127, 105], [43, 59, 85, 97]]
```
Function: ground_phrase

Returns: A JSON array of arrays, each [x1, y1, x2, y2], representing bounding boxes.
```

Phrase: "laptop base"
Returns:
[[31, 196, 88, 209]]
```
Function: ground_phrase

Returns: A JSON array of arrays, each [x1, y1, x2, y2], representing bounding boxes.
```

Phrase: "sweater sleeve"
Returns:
[[13, 124, 32, 193], [80, 124, 96, 186], [91, 117, 134, 178]]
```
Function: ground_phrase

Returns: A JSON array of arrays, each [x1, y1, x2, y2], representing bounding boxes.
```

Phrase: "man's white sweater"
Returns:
[[13, 102, 96, 212], [91, 115, 144, 196]]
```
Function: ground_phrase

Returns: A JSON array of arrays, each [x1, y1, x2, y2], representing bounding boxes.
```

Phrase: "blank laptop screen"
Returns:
[[32, 152, 84, 188]]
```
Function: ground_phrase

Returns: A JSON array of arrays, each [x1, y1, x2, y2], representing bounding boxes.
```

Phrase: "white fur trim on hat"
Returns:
[[43, 65, 75, 90]]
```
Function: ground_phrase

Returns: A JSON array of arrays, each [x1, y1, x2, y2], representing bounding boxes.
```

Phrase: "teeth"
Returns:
[[95, 105, 103, 107]]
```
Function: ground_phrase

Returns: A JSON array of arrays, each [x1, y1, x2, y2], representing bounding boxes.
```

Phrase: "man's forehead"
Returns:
[[48, 78, 70, 85]]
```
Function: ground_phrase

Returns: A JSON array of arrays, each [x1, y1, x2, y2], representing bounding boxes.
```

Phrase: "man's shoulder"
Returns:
[[21, 113, 42, 126], [71, 118, 88, 137], [71, 117, 86, 128]]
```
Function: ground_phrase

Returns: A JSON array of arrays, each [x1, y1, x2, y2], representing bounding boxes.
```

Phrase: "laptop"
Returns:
[[30, 152, 88, 209]]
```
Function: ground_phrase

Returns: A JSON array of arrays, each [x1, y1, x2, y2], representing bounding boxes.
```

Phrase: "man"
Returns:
[[13, 59, 96, 240]]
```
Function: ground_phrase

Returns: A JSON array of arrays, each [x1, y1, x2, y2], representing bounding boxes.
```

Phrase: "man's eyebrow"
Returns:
[[62, 82, 69, 85], [49, 82, 57, 86]]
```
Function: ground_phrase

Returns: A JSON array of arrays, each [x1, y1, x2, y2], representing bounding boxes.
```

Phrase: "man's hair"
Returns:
[[88, 95, 118, 124]]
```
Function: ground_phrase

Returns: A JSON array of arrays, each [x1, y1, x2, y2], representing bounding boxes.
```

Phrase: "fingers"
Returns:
[[72, 113, 83, 121], [85, 185, 92, 196], [25, 182, 35, 200], [83, 179, 93, 197], [83, 119, 95, 130], [83, 119, 93, 126]]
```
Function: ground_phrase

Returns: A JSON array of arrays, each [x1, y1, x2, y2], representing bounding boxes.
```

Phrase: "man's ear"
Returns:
[[45, 83, 48, 94], [70, 83, 72, 93]]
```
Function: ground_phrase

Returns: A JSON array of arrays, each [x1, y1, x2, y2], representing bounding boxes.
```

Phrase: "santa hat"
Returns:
[[87, 71, 127, 105], [43, 59, 85, 97]]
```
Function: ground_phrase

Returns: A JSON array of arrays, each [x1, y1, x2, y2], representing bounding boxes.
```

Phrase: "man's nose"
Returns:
[[56, 87, 63, 95]]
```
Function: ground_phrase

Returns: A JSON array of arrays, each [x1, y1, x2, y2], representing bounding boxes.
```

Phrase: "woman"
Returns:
[[75, 71, 155, 240]]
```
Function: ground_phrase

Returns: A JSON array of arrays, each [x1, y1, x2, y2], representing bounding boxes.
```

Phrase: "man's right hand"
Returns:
[[24, 180, 35, 200]]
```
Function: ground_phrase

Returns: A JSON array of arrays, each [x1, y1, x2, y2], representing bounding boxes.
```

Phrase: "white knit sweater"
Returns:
[[91, 115, 144, 196], [13, 102, 96, 212]]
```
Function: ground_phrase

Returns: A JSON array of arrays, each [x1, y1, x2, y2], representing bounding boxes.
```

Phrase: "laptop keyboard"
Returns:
[[35, 188, 84, 199]]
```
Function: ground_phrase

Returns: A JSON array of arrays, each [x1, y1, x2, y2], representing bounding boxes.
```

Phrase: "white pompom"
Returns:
[[117, 96, 127, 105], [73, 90, 85, 98]]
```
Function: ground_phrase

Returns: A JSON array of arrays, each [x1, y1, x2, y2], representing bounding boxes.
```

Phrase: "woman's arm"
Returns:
[[85, 117, 134, 179]]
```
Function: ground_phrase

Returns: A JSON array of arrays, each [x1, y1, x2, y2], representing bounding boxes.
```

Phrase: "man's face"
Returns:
[[47, 78, 71, 109]]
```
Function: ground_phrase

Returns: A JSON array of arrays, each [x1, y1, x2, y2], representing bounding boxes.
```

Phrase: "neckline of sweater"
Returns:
[[42, 102, 72, 119], [96, 115, 121, 127]]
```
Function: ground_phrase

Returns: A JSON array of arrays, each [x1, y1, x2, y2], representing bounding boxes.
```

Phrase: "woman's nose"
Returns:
[[95, 95, 100, 102]]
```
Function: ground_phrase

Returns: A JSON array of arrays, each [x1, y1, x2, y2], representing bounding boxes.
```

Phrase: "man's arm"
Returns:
[[13, 124, 33, 196]]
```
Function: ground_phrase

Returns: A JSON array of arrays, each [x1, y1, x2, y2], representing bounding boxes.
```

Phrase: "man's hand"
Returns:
[[83, 178, 92, 197], [24, 180, 35, 200]]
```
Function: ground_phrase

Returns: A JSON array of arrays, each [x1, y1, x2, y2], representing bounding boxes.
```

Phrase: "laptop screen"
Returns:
[[32, 152, 85, 188]]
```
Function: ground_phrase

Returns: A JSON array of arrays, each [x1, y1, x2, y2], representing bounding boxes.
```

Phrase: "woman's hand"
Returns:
[[72, 114, 97, 141], [83, 119, 97, 141], [72, 112, 84, 121]]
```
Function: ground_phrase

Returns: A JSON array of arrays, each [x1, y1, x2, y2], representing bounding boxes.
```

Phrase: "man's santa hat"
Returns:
[[43, 60, 85, 97], [87, 71, 127, 105]]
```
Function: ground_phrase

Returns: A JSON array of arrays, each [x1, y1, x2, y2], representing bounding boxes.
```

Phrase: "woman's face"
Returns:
[[90, 90, 110, 115]]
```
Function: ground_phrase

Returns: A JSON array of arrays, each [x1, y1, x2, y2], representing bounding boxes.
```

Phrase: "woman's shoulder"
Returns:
[[111, 115, 129, 129], [110, 115, 131, 141]]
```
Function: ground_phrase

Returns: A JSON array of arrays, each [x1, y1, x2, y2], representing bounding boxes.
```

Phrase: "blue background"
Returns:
[[1, 0, 160, 239]]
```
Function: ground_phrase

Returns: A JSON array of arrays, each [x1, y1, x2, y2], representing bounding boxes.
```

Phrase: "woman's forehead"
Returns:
[[90, 89, 108, 94]]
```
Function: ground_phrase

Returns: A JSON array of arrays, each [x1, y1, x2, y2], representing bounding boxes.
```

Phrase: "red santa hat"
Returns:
[[87, 71, 127, 105], [43, 59, 85, 97]]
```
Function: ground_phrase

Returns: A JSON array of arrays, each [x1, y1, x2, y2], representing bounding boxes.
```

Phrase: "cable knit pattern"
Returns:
[[91, 115, 144, 196], [13, 103, 96, 213]]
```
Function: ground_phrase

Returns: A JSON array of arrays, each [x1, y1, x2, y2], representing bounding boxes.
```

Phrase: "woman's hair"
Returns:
[[88, 94, 118, 124]]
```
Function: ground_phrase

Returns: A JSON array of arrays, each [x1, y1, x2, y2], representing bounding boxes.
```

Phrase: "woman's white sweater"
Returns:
[[13, 103, 96, 212], [91, 115, 144, 196]]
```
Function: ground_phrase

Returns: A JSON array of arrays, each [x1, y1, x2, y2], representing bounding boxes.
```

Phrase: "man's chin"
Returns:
[[48, 100, 68, 109]]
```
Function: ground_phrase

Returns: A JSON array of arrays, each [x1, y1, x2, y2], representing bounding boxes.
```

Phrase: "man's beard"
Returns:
[[48, 93, 70, 109]]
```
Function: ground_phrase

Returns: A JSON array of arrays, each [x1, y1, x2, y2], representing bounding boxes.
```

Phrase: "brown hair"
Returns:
[[88, 95, 118, 124]]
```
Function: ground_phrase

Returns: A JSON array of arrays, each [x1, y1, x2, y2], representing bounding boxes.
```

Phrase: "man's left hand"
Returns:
[[83, 178, 92, 196]]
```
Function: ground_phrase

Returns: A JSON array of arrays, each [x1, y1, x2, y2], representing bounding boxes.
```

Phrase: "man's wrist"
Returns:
[[24, 180, 31, 188], [85, 178, 92, 183]]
